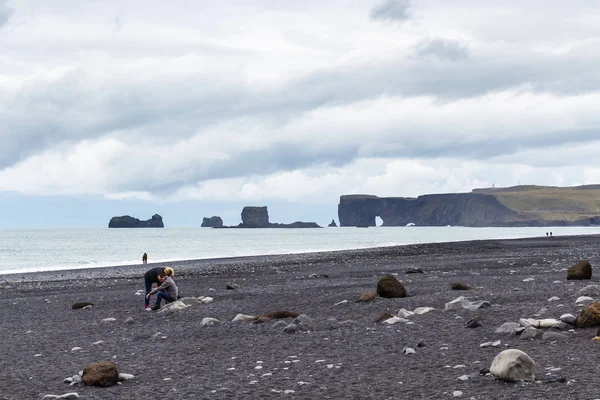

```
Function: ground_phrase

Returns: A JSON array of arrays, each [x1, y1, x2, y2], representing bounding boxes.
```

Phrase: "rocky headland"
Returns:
[[2, 234, 600, 399], [108, 214, 164, 228], [338, 185, 600, 227]]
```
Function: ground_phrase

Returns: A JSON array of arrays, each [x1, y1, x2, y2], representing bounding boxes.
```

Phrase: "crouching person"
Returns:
[[146, 267, 178, 310]]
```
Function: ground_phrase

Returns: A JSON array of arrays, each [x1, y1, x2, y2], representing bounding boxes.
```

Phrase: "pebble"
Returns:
[[453, 390, 463, 397], [403, 347, 416, 355], [42, 394, 79, 399], [101, 318, 116, 323], [457, 375, 469, 381]]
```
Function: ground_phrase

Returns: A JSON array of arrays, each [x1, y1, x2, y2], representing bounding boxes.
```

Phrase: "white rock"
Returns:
[[92, 341, 104, 346], [457, 374, 469, 381], [101, 318, 116, 323], [453, 390, 463, 397], [403, 347, 416, 355], [398, 308, 414, 317], [118, 373, 135, 381], [159, 300, 188, 313], [413, 307, 435, 315], [200, 317, 220, 327], [575, 296, 594, 304], [284, 390, 295, 394], [490, 349, 536, 382], [232, 314, 255, 322], [71, 347, 81, 352], [480, 342, 493, 348], [43, 394, 80, 399], [383, 316, 408, 325], [523, 278, 534, 282], [492, 340, 501, 347], [200, 296, 214, 304], [547, 296, 560, 302], [333, 300, 348, 306]]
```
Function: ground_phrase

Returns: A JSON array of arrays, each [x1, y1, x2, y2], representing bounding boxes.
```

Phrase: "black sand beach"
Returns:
[[1, 235, 600, 399]]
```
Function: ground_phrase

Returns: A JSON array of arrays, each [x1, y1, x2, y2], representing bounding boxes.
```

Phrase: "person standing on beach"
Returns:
[[146, 267, 178, 310], [142, 253, 148, 264], [144, 266, 165, 310]]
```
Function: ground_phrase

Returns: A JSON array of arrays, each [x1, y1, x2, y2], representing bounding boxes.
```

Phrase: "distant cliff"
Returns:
[[225, 206, 321, 228], [338, 185, 600, 227], [109, 214, 164, 228]]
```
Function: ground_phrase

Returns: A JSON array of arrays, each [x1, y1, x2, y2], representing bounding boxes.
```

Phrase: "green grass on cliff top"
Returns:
[[473, 185, 600, 220]]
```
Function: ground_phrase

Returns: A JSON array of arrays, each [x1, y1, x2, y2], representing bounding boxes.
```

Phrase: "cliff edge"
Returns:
[[338, 185, 600, 227]]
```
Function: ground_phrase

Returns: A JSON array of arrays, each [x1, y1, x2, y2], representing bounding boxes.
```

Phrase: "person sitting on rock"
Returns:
[[146, 267, 178, 311], [143, 266, 165, 310]]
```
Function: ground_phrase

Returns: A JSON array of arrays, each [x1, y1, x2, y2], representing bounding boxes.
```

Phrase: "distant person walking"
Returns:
[[146, 267, 178, 311], [142, 253, 148, 264], [143, 266, 165, 310]]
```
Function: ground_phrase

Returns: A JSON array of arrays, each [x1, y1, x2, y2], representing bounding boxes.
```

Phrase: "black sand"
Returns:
[[1, 235, 600, 399]]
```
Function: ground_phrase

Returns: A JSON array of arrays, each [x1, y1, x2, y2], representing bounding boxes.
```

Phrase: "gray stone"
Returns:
[[519, 327, 540, 340], [560, 313, 577, 325], [292, 314, 314, 331], [490, 349, 536, 382], [179, 297, 200, 305], [124, 317, 135, 325], [578, 285, 600, 297], [282, 323, 298, 334], [495, 322, 521, 335], [271, 321, 288, 330], [542, 331, 568, 342]]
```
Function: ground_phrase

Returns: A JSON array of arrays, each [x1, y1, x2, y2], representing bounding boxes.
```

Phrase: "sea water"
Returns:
[[0, 226, 599, 274]]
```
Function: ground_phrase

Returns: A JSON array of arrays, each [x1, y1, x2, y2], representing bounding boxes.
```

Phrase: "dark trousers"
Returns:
[[155, 292, 175, 307], [144, 277, 156, 307]]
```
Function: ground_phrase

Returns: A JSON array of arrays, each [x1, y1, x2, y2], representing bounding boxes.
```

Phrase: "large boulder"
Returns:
[[567, 260, 592, 280], [201, 216, 223, 228], [376, 275, 406, 298], [82, 361, 119, 387], [575, 302, 600, 328], [108, 214, 164, 228], [490, 349, 536, 382]]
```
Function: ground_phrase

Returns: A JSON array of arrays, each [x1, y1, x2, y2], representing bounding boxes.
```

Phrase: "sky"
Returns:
[[1, 0, 599, 228]]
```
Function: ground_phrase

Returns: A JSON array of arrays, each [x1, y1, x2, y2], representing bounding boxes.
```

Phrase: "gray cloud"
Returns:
[[416, 39, 469, 61], [370, 0, 412, 21], [0, 0, 12, 28]]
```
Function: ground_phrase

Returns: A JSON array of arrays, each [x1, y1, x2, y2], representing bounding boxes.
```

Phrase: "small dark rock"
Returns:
[[406, 268, 424, 274], [466, 317, 482, 328], [451, 282, 472, 290], [376, 275, 406, 298], [72, 302, 93, 309], [226, 284, 240, 290], [479, 368, 490, 375]]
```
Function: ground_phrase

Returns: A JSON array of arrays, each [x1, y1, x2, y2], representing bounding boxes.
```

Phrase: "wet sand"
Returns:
[[1, 235, 600, 399]]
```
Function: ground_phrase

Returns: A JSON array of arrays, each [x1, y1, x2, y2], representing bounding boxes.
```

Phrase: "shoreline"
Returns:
[[2, 234, 598, 283]]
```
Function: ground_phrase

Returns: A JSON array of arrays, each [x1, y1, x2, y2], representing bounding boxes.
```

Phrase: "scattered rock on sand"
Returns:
[[575, 302, 600, 328], [519, 327, 540, 340], [445, 296, 491, 311], [495, 322, 522, 335], [560, 313, 576, 325], [82, 361, 119, 387], [357, 291, 378, 302], [159, 301, 189, 313], [490, 349, 536, 382], [43, 393, 79, 399], [258, 310, 299, 319], [232, 314, 255, 322], [542, 331, 568, 342], [567, 260, 592, 280], [72, 302, 93, 309], [576, 296, 594, 305], [226, 284, 240, 290], [466, 317, 482, 328], [451, 282, 472, 290], [200, 317, 220, 327], [376, 275, 406, 298], [406, 268, 424, 274], [578, 285, 600, 297]]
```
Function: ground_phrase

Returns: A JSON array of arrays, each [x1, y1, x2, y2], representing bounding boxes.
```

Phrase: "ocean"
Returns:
[[1, 226, 599, 275]]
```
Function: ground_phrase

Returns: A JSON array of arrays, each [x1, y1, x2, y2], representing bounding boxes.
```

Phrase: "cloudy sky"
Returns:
[[1, 0, 599, 227]]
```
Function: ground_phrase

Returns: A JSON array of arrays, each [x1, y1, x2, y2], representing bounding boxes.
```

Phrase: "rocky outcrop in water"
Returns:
[[328, 219, 338, 227], [201, 216, 223, 228], [224, 206, 321, 228], [108, 214, 164, 228]]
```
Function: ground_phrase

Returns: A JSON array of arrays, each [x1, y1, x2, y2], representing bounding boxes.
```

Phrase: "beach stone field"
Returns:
[[2, 235, 600, 399]]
